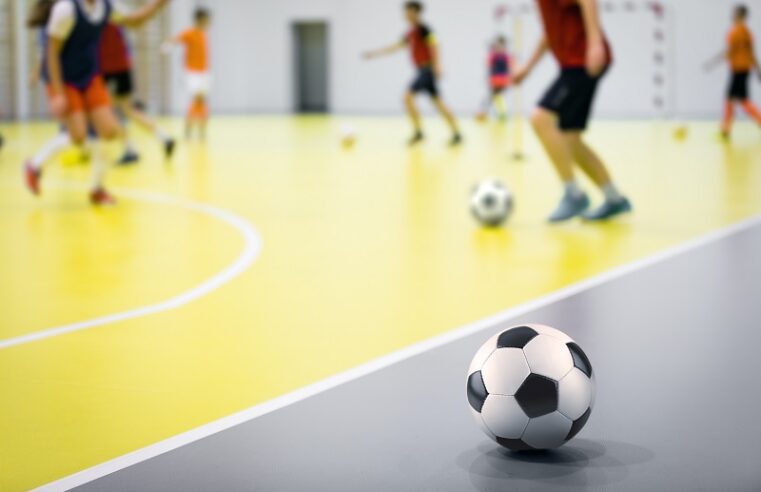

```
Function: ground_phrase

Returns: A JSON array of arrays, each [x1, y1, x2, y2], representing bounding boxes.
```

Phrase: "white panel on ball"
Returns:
[[558, 368, 594, 421], [481, 395, 529, 440], [522, 412, 573, 450], [467, 333, 499, 376], [469, 407, 496, 440], [481, 348, 531, 396], [523, 335, 574, 381]]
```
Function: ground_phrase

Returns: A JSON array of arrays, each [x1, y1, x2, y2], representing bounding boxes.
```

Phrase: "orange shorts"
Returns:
[[47, 76, 111, 115]]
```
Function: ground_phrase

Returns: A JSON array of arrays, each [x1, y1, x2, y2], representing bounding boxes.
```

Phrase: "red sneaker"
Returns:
[[24, 161, 41, 195], [89, 187, 117, 206]]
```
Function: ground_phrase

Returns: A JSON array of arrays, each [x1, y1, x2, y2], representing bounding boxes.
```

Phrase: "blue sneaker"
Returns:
[[583, 197, 632, 221], [117, 150, 139, 166], [548, 192, 590, 223]]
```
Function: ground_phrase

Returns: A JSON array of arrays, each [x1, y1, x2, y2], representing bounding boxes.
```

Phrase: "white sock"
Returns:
[[155, 128, 169, 142], [31, 132, 70, 169], [602, 183, 623, 202], [90, 140, 110, 190], [564, 180, 583, 198]]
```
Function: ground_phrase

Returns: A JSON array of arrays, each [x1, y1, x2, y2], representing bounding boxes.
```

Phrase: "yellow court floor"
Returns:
[[1, 116, 761, 491]]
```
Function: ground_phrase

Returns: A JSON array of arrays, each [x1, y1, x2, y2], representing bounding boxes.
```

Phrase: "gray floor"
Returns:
[[76, 223, 761, 492]]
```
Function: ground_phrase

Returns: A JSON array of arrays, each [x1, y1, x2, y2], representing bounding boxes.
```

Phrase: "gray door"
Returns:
[[293, 22, 329, 113]]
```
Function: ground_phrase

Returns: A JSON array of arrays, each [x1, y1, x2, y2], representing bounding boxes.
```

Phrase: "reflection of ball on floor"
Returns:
[[339, 124, 357, 149], [467, 324, 595, 451], [470, 180, 513, 227]]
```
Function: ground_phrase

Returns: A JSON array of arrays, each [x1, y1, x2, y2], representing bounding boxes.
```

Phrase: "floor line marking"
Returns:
[[32, 213, 761, 492], [0, 186, 262, 351]]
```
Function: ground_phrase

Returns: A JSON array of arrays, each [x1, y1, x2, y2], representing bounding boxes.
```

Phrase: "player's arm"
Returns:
[[113, 0, 170, 28], [363, 40, 406, 59], [512, 36, 548, 84], [45, 1, 74, 118], [577, 0, 606, 76], [425, 31, 442, 78], [703, 49, 728, 72], [46, 36, 66, 117]]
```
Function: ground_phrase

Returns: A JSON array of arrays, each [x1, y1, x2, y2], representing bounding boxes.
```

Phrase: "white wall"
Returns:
[[5, 0, 757, 119]]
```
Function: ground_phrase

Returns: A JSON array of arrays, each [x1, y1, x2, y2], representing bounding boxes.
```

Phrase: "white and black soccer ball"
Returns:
[[466, 324, 595, 451], [470, 180, 513, 227]]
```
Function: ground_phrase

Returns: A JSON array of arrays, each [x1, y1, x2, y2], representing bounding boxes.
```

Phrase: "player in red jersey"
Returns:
[[513, 0, 631, 222], [99, 21, 175, 163], [477, 36, 512, 122], [363, 1, 462, 146]]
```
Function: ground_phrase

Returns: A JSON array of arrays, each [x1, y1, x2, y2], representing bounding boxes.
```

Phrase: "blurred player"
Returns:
[[706, 4, 761, 140], [363, 1, 462, 146], [512, 0, 631, 222], [477, 36, 512, 122], [24, 0, 170, 205], [165, 8, 211, 140], [26, 0, 76, 169], [99, 21, 176, 163]]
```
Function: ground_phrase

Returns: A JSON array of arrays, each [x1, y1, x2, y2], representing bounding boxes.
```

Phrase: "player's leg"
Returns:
[[84, 78, 123, 204], [530, 107, 590, 221], [566, 133, 631, 220], [425, 69, 461, 146], [112, 95, 140, 164], [26, 131, 71, 173], [721, 99, 735, 138], [405, 70, 426, 145], [492, 87, 507, 121], [120, 97, 175, 157], [739, 100, 761, 125]]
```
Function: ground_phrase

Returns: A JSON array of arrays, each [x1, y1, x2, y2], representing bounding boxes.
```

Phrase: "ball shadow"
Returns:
[[456, 438, 654, 491]]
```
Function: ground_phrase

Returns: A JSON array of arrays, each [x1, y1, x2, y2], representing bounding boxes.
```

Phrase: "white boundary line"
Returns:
[[0, 187, 262, 351], [32, 213, 761, 492]]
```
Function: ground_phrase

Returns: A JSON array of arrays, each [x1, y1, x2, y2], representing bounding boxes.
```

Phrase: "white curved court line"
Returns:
[[0, 187, 262, 351], [32, 213, 761, 492]]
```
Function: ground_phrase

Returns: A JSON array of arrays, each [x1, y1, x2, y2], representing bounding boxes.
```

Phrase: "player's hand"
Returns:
[[50, 93, 67, 119], [362, 51, 375, 60], [433, 66, 442, 79], [511, 66, 529, 85], [585, 40, 607, 77]]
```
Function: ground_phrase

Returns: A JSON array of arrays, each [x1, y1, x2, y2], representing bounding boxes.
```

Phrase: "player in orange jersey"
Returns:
[[707, 4, 761, 139], [165, 8, 211, 140]]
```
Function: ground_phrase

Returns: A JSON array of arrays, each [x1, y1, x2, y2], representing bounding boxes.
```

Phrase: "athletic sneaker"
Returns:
[[583, 197, 632, 221], [548, 192, 590, 223], [449, 133, 463, 147], [24, 161, 41, 195], [117, 150, 140, 165], [164, 138, 176, 159], [89, 187, 116, 206], [408, 131, 424, 146]]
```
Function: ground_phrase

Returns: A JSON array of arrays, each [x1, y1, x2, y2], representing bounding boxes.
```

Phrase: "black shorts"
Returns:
[[410, 67, 439, 97], [103, 70, 134, 98], [728, 71, 749, 100], [538, 67, 606, 131]]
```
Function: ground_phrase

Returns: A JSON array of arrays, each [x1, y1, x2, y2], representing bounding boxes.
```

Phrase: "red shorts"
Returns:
[[47, 76, 111, 115], [490, 75, 511, 90]]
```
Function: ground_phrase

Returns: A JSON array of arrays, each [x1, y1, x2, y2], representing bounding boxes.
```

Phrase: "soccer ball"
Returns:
[[339, 124, 357, 149], [470, 180, 513, 227], [466, 324, 595, 451]]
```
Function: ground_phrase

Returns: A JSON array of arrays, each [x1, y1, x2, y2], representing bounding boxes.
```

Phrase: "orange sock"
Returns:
[[721, 100, 734, 134], [740, 100, 761, 125]]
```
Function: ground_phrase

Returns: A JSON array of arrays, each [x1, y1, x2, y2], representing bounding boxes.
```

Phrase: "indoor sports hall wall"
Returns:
[[0, 0, 758, 120], [164, 0, 760, 119]]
